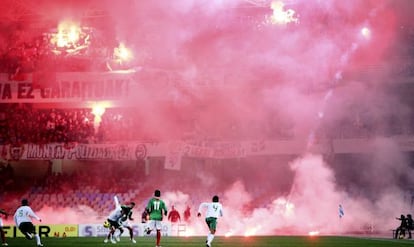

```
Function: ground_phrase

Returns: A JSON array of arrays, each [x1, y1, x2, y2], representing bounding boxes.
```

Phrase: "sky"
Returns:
[[1, 0, 414, 236]]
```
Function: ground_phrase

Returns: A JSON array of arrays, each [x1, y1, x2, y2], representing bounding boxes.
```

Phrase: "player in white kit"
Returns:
[[14, 199, 43, 247], [197, 195, 223, 247]]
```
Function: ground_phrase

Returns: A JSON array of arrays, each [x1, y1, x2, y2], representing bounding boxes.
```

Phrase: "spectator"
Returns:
[[184, 205, 191, 222], [407, 214, 413, 239], [395, 214, 408, 239], [168, 205, 181, 223]]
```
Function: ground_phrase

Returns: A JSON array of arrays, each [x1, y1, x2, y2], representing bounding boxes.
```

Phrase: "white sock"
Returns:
[[207, 233, 214, 245], [35, 234, 41, 245]]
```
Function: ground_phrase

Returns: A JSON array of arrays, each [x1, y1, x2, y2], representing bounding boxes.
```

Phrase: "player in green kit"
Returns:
[[146, 189, 168, 247]]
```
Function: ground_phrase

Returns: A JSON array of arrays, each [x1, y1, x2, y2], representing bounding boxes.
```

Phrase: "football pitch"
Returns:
[[5, 236, 414, 247]]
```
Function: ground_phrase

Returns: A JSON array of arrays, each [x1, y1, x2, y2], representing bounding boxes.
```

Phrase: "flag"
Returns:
[[164, 142, 183, 170], [339, 204, 344, 218]]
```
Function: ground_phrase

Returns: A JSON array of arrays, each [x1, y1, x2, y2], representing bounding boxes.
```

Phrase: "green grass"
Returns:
[[5, 236, 414, 247]]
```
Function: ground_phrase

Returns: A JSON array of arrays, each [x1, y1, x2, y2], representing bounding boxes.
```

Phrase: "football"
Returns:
[[103, 220, 110, 228]]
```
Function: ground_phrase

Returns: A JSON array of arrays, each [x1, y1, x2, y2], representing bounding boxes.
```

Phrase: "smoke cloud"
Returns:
[[1, 0, 414, 237]]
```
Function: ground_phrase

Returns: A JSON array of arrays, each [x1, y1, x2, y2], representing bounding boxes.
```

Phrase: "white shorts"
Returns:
[[121, 220, 131, 228], [148, 220, 163, 230]]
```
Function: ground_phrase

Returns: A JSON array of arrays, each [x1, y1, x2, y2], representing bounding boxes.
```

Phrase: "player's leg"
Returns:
[[18, 223, 32, 240], [106, 221, 118, 244], [109, 224, 118, 244], [23, 222, 42, 247], [125, 225, 135, 243], [205, 217, 217, 247], [120, 221, 135, 243], [0, 228, 6, 246], [109, 228, 116, 243], [0, 219, 7, 246], [155, 220, 162, 247], [116, 227, 124, 242], [395, 227, 400, 239], [104, 226, 113, 243]]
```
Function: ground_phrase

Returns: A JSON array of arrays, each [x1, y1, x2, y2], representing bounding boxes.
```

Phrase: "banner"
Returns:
[[2, 142, 155, 161], [78, 223, 171, 237], [164, 142, 184, 170], [3, 223, 170, 238], [3, 224, 78, 238], [0, 71, 135, 103], [2, 137, 414, 161]]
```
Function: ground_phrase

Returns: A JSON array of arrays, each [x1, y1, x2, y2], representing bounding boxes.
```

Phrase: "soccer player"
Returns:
[[197, 195, 223, 247], [146, 189, 168, 247], [13, 199, 43, 247], [104, 196, 126, 244], [0, 208, 9, 246], [113, 196, 136, 244]]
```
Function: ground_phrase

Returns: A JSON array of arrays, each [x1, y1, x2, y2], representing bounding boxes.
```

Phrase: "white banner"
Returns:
[[2, 137, 414, 161], [1, 142, 157, 161], [0, 71, 135, 103], [164, 142, 184, 170], [78, 223, 171, 237]]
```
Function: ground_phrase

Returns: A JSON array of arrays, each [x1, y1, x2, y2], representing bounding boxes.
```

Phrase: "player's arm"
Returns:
[[13, 211, 18, 226], [197, 202, 208, 217], [146, 200, 152, 213], [28, 208, 41, 221], [114, 196, 120, 208], [128, 210, 134, 221], [163, 202, 167, 216], [0, 209, 8, 218]]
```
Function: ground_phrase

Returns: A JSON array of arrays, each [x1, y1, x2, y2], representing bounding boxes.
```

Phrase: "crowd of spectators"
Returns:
[[0, 25, 123, 76], [0, 162, 15, 194], [0, 23, 414, 144], [0, 104, 95, 144], [1, 102, 414, 145], [1, 21, 414, 77]]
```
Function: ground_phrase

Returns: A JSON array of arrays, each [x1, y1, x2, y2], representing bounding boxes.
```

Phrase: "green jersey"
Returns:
[[146, 198, 167, 221], [121, 205, 133, 221]]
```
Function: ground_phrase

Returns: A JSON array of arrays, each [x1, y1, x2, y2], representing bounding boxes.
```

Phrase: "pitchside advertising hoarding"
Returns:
[[3, 224, 78, 238], [2, 223, 171, 238], [79, 223, 171, 237]]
